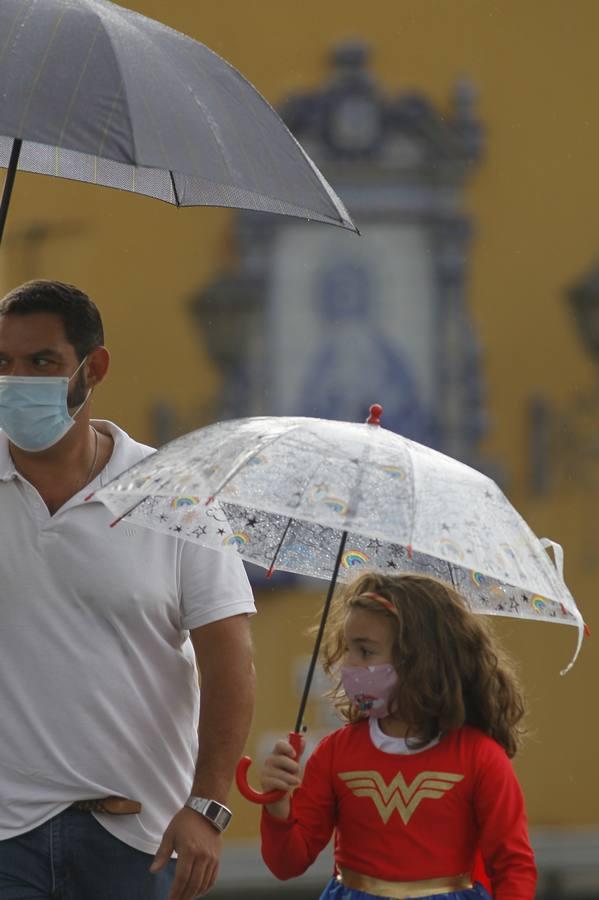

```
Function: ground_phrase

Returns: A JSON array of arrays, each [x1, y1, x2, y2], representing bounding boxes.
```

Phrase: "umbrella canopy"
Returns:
[[94, 411, 585, 673], [0, 0, 356, 242]]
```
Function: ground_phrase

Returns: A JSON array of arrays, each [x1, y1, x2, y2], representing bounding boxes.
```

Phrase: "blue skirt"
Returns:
[[319, 876, 492, 900]]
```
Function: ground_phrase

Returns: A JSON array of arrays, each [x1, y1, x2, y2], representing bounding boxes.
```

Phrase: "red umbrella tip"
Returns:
[[366, 404, 383, 425]]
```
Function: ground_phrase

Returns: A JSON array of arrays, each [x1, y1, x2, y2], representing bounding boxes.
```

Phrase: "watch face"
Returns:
[[186, 797, 232, 831], [203, 800, 232, 832], [205, 800, 221, 821]]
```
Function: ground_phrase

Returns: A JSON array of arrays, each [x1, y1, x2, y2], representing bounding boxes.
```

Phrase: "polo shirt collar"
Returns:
[[92, 419, 146, 488], [0, 430, 18, 482], [0, 420, 152, 488]]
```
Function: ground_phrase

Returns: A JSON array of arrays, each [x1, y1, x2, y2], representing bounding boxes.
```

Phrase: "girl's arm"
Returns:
[[473, 739, 537, 900], [260, 733, 337, 880]]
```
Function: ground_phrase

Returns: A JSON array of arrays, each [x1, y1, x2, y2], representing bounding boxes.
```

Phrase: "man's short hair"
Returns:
[[0, 280, 104, 361]]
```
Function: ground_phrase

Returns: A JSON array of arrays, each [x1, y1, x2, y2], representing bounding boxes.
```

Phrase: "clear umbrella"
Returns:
[[92, 404, 586, 800], [0, 0, 356, 244]]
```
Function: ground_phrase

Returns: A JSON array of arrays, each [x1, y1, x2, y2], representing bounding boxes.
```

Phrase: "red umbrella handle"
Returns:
[[235, 731, 304, 805]]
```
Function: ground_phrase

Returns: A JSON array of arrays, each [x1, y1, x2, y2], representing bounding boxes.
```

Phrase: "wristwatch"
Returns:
[[184, 796, 233, 833]]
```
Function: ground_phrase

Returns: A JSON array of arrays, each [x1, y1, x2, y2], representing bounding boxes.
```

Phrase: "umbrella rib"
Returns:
[[207, 426, 298, 501], [56, 21, 102, 148], [17, 7, 69, 136], [263, 450, 336, 575], [109, 495, 149, 527], [95, 81, 125, 163], [188, 44, 351, 222], [0, 0, 29, 67], [179, 39, 285, 193], [86, 2, 141, 166], [266, 517, 293, 578], [103, 4, 232, 180]]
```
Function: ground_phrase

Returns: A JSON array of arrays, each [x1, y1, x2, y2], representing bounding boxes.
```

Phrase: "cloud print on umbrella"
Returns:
[[0, 0, 357, 243]]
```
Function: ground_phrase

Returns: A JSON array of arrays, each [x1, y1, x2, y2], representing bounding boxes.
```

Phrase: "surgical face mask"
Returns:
[[341, 664, 399, 718], [0, 357, 90, 452]]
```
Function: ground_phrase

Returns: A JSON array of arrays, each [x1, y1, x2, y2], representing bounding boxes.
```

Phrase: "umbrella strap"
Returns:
[[539, 537, 564, 578], [540, 537, 586, 675]]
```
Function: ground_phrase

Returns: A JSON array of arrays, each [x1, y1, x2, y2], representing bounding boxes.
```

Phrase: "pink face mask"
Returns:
[[341, 664, 398, 718]]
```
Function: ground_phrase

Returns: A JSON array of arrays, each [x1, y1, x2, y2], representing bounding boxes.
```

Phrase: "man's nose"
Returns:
[[10, 362, 29, 376]]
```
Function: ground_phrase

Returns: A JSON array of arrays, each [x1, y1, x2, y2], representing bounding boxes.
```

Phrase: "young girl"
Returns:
[[260, 572, 536, 900]]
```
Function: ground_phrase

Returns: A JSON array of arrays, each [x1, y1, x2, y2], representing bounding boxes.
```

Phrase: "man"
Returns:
[[0, 280, 256, 900]]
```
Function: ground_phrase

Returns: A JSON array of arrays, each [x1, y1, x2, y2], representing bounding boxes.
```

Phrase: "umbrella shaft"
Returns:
[[294, 530, 349, 734], [0, 138, 22, 246]]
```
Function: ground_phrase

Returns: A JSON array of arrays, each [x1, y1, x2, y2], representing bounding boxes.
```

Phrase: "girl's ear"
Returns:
[[86, 346, 110, 388]]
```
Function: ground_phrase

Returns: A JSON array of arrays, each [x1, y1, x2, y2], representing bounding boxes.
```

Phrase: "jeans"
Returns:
[[0, 808, 176, 899]]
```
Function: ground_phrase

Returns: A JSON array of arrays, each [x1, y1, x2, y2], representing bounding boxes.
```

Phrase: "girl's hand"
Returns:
[[260, 738, 303, 820]]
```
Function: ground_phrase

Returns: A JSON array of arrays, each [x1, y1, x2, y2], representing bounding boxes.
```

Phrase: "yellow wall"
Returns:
[[2, 0, 598, 835]]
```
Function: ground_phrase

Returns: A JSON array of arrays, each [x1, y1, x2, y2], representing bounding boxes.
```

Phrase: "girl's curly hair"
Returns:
[[321, 571, 526, 757]]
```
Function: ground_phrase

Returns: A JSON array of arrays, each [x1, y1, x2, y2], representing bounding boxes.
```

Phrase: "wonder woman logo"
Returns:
[[338, 769, 464, 825]]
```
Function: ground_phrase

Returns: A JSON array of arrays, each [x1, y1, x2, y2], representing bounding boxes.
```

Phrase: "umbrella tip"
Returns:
[[366, 403, 383, 426]]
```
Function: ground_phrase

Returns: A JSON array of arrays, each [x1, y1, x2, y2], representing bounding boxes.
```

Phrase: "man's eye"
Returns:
[[33, 358, 51, 368]]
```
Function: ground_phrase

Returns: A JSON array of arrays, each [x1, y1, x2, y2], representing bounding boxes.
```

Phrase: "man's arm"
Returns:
[[151, 613, 255, 900]]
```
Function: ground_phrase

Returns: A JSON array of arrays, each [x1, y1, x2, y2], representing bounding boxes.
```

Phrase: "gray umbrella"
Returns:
[[0, 0, 356, 243]]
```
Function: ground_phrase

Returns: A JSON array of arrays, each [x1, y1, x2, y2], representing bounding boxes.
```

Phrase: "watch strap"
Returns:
[[185, 796, 232, 833]]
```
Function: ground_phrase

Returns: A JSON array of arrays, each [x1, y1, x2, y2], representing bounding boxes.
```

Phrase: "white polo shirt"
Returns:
[[0, 420, 256, 853]]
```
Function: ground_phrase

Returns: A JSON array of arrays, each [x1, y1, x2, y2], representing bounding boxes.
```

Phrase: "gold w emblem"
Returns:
[[338, 769, 464, 825]]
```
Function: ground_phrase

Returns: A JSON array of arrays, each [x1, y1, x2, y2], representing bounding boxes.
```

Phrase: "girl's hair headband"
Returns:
[[358, 591, 398, 616]]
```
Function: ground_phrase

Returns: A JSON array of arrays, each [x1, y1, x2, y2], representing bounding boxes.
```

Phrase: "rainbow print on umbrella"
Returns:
[[380, 465, 406, 480], [321, 496, 348, 515], [438, 538, 465, 561], [500, 543, 518, 562], [342, 550, 370, 569], [170, 496, 201, 509], [223, 532, 249, 548], [530, 595, 547, 614], [308, 485, 348, 515], [247, 454, 267, 466], [471, 571, 485, 587]]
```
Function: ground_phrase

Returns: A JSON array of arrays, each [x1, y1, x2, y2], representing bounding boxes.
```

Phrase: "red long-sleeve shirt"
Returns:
[[261, 722, 536, 900]]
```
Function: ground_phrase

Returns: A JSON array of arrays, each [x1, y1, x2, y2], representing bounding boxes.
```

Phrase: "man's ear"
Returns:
[[86, 346, 110, 388]]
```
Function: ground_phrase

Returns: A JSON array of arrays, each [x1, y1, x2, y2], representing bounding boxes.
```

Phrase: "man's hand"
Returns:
[[150, 807, 221, 899]]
